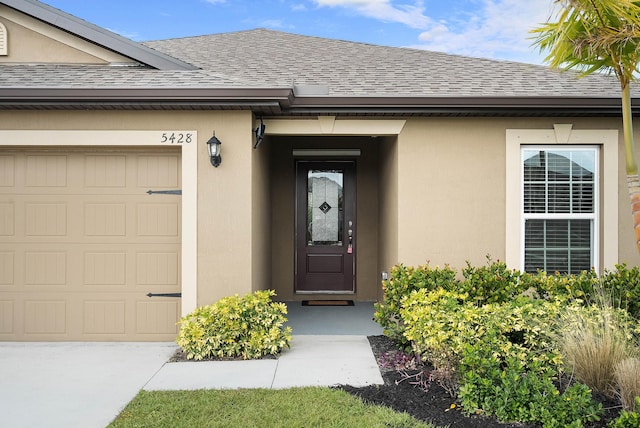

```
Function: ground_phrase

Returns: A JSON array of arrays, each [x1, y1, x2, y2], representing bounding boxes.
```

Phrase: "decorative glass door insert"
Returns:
[[307, 169, 343, 246]]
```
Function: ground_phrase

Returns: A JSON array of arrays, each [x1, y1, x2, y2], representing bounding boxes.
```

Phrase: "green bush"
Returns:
[[400, 288, 470, 372], [376, 259, 640, 427], [401, 289, 563, 375], [523, 269, 598, 302], [609, 397, 640, 428], [459, 346, 602, 427], [177, 290, 292, 360], [601, 264, 640, 318], [460, 257, 525, 305], [373, 263, 458, 344]]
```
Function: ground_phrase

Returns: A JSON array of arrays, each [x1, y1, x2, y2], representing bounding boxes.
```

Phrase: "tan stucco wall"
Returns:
[[251, 121, 272, 293], [392, 116, 639, 273], [0, 109, 259, 309], [269, 136, 381, 301], [396, 118, 507, 268], [2, 110, 638, 312], [377, 137, 398, 297], [0, 6, 135, 64]]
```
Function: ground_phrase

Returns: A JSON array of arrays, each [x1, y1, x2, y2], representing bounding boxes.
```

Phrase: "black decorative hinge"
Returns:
[[146, 292, 182, 298], [147, 189, 182, 195]]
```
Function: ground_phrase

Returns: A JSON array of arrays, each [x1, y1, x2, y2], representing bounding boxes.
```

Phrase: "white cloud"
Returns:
[[314, 0, 432, 29], [415, 0, 556, 63], [260, 19, 286, 28], [203, 0, 226, 4], [311, 0, 557, 64]]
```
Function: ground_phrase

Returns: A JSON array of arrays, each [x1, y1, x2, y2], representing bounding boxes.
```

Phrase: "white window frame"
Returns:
[[521, 145, 599, 273], [506, 124, 618, 274]]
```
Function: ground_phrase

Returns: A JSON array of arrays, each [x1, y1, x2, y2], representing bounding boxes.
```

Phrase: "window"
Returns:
[[522, 147, 598, 274]]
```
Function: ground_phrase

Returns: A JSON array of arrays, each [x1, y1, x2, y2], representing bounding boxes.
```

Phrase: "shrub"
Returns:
[[524, 269, 598, 302], [402, 289, 563, 376], [601, 264, 640, 319], [373, 263, 458, 343], [459, 346, 602, 427], [609, 397, 640, 428], [557, 301, 635, 397], [614, 357, 640, 411], [400, 288, 470, 373], [177, 290, 292, 360], [460, 256, 525, 305]]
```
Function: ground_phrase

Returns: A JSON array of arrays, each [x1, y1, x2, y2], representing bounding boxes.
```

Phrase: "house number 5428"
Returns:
[[160, 133, 193, 144]]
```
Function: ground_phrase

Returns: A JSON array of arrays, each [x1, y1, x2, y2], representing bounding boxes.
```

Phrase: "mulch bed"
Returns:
[[337, 335, 623, 428]]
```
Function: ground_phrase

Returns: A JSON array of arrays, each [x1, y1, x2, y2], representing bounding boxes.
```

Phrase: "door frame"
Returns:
[[294, 159, 357, 294]]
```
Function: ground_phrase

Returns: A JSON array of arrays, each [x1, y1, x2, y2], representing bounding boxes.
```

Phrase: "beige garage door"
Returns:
[[0, 148, 181, 341]]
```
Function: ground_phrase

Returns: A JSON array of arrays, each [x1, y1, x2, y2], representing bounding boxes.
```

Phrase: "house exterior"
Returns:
[[0, 0, 637, 341]]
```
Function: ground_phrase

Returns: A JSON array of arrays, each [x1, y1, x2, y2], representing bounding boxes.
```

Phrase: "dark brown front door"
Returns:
[[295, 161, 356, 293]]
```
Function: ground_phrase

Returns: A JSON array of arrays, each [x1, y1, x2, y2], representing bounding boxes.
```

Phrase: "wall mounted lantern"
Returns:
[[206, 133, 222, 167]]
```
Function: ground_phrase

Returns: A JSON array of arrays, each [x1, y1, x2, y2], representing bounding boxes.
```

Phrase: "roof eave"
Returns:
[[0, 89, 633, 116], [284, 96, 631, 116], [0, 87, 294, 112]]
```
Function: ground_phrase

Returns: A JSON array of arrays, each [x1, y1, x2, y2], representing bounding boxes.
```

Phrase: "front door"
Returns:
[[295, 161, 356, 293]]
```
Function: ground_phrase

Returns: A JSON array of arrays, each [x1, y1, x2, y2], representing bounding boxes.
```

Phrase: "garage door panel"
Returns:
[[24, 251, 67, 285], [136, 300, 179, 334], [25, 203, 67, 236], [84, 155, 127, 188], [0, 300, 14, 333], [25, 155, 67, 187], [0, 252, 13, 284], [83, 300, 126, 334], [137, 203, 179, 236], [136, 252, 179, 285], [0, 202, 14, 235], [0, 149, 181, 341], [0, 155, 15, 187], [84, 252, 126, 285], [24, 300, 67, 334], [136, 155, 179, 188], [84, 203, 126, 236]]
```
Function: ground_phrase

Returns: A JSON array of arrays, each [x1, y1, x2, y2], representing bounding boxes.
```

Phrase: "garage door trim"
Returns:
[[0, 130, 198, 318]]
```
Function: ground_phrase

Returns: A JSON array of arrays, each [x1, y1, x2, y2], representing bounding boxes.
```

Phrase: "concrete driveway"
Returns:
[[0, 342, 176, 428]]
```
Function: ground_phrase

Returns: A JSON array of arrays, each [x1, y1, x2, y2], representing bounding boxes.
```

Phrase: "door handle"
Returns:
[[347, 221, 353, 253]]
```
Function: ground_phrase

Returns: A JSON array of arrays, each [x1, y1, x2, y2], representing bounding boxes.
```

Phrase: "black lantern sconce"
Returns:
[[206, 133, 222, 167]]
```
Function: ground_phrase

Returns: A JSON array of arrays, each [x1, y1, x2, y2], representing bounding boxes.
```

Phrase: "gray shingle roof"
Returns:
[[0, 65, 265, 88], [143, 29, 627, 98], [2, 23, 638, 113]]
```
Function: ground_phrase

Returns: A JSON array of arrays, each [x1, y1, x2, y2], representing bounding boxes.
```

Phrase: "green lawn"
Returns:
[[109, 387, 436, 428]]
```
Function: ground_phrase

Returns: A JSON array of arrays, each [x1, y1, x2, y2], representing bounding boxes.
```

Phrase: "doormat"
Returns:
[[302, 300, 354, 306]]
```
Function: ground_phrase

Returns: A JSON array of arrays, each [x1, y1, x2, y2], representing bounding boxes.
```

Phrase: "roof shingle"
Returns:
[[143, 29, 628, 98]]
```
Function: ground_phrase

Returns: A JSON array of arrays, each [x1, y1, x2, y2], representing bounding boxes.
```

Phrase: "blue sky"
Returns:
[[42, 0, 557, 65]]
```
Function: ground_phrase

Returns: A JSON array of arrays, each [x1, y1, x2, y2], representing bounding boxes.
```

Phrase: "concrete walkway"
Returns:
[[0, 342, 176, 428], [145, 335, 382, 391], [0, 303, 384, 427]]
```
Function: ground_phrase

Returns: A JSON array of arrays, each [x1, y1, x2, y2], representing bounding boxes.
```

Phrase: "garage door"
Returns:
[[0, 148, 181, 341]]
